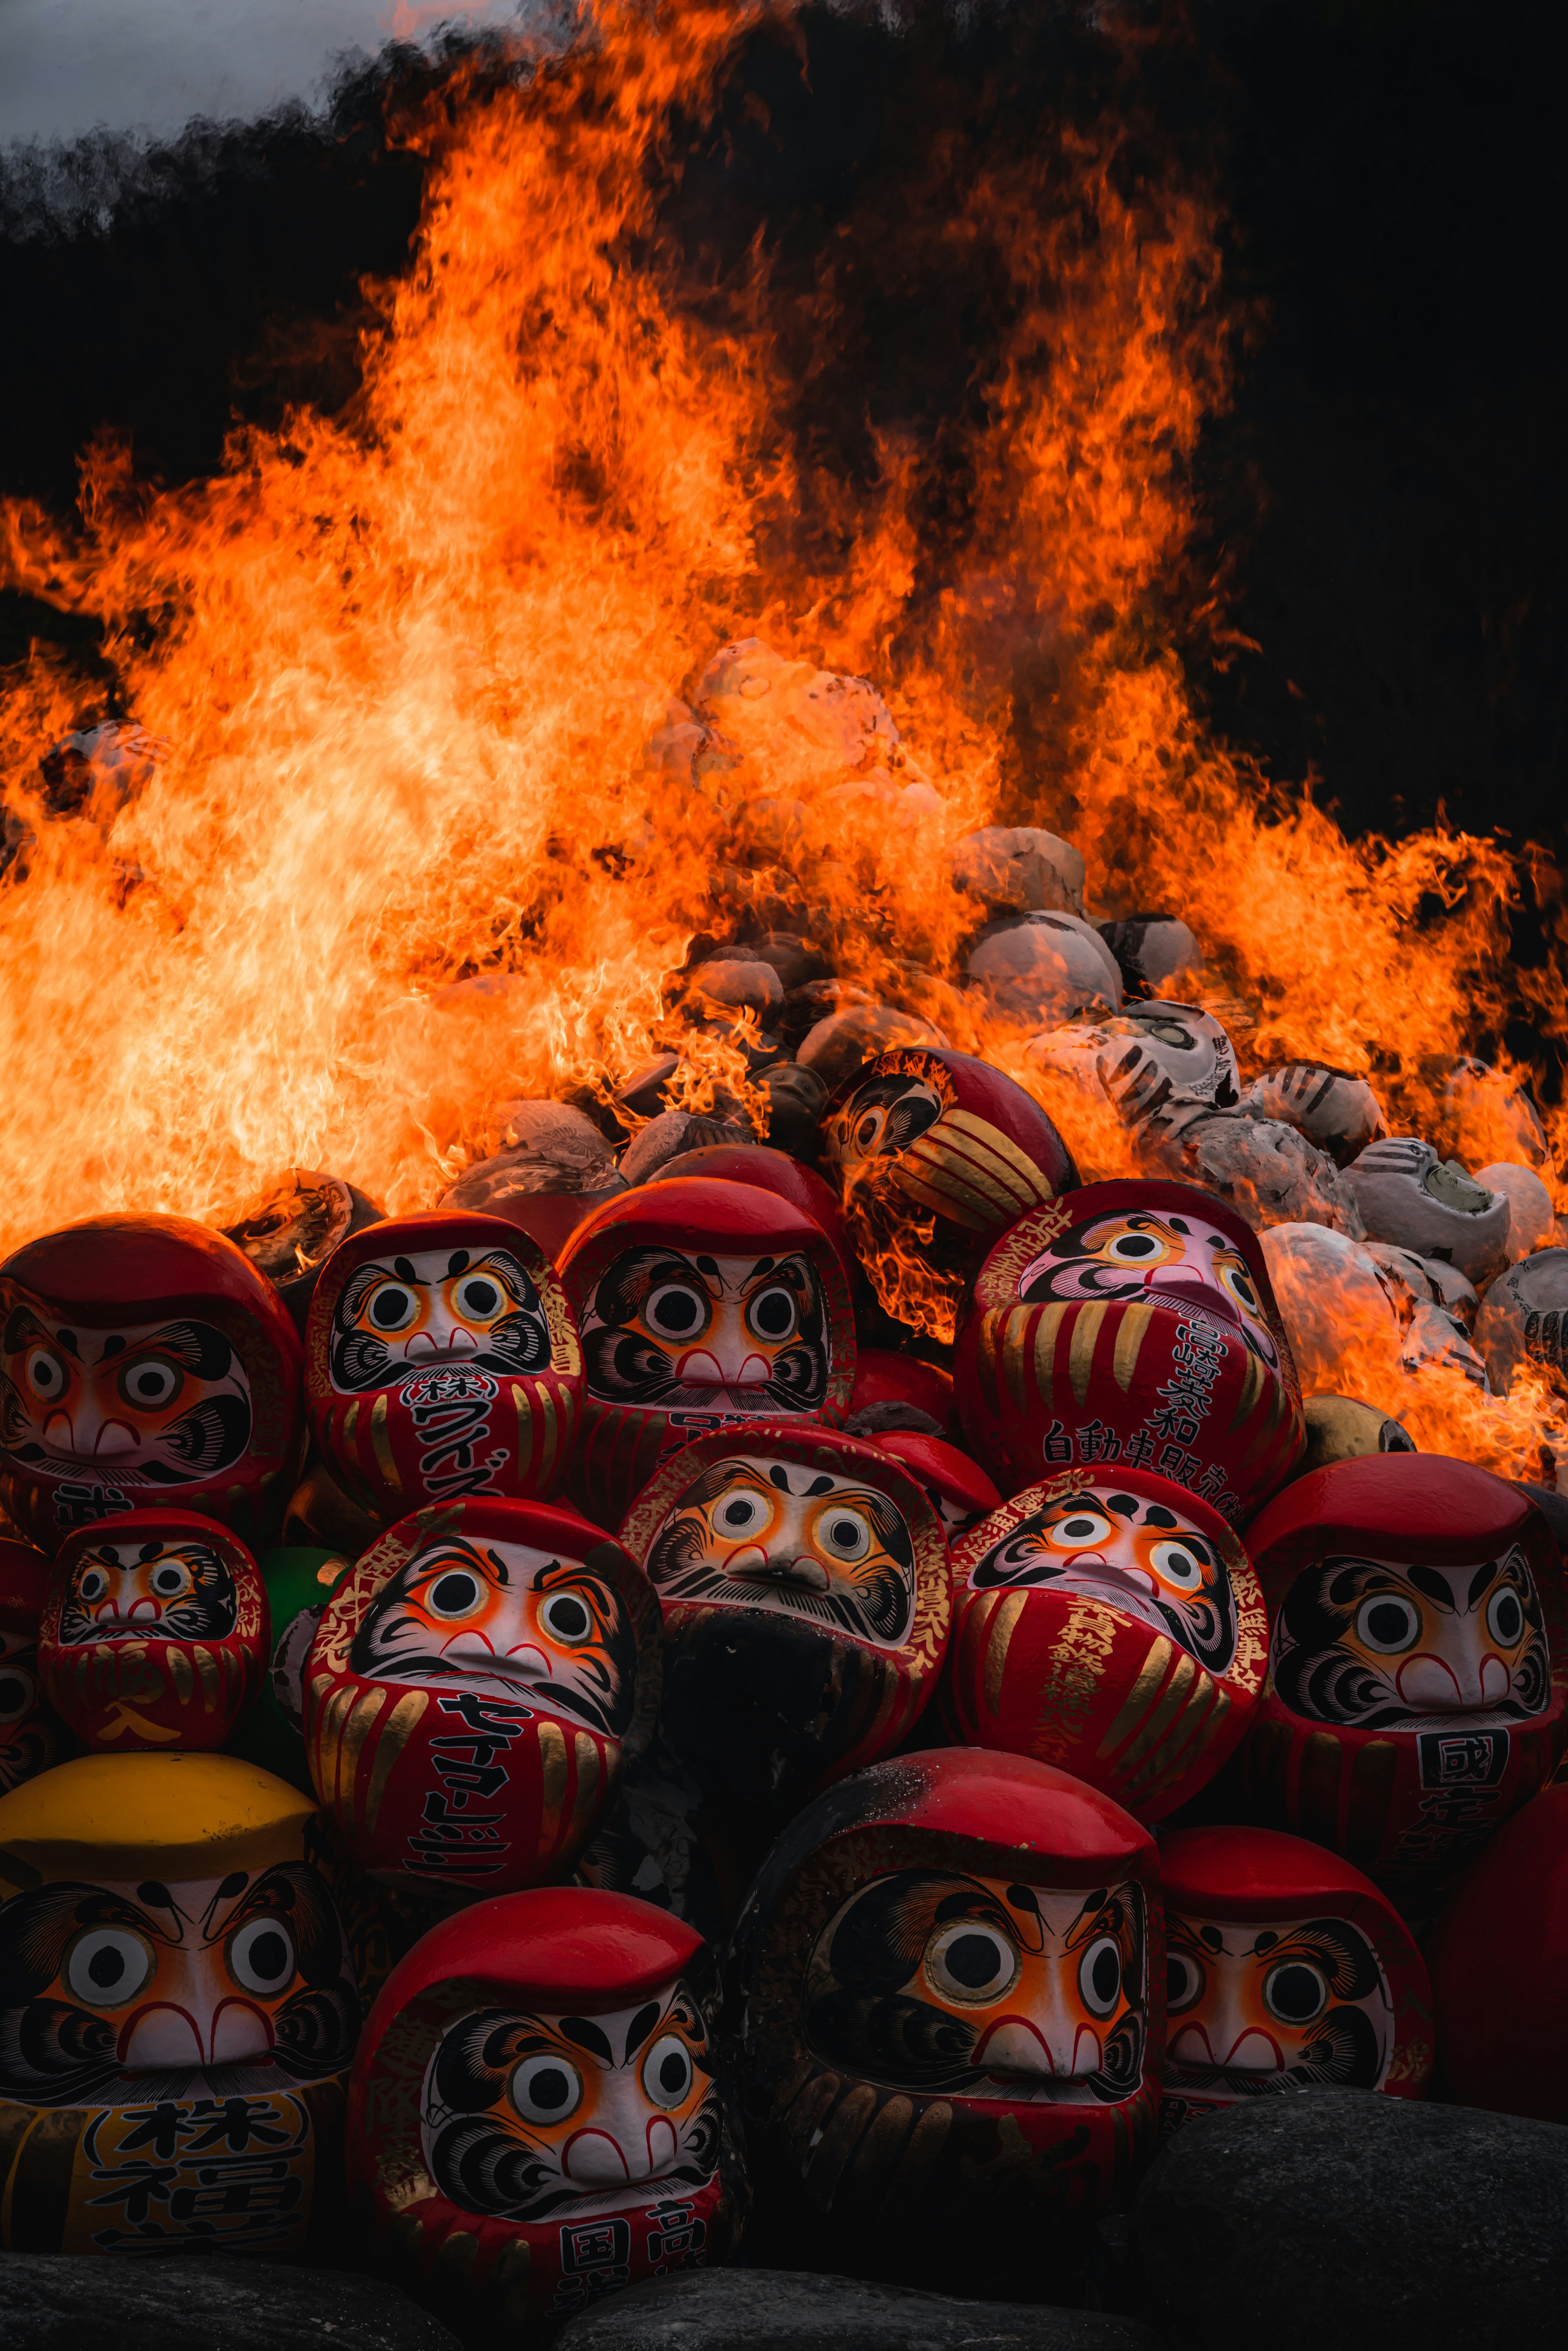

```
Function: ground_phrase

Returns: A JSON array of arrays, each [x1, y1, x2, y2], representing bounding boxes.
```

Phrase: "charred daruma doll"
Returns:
[[729, 1747, 1163, 2293], [955, 1180, 1305, 1524], [305, 1209, 583, 1524], [304, 1497, 660, 1896], [945, 1469, 1266, 1818], [0, 1538, 63, 1793], [619, 1420, 949, 1832], [1157, 1824, 1432, 2137], [0, 1751, 359, 2256], [1244, 1455, 1566, 1908], [347, 1887, 743, 2332], [1428, 1783, 1568, 2120], [559, 1180, 855, 1530], [0, 1215, 305, 1551], [824, 1047, 1078, 1338], [38, 1509, 269, 1752]]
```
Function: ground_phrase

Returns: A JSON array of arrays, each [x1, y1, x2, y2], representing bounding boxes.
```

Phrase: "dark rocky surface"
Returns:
[[550, 2269, 1163, 2351], [1131, 2090, 1567, 2351], [0, 2253, 461, 2351]]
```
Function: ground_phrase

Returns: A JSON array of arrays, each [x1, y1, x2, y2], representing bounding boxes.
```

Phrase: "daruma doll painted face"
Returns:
[[347, 1887, 742, 2331], [0, 1751, 359, 2257], [619, 1419, 950, 1818], [728, 1747, 1163, 2295], [39, 1508, 269, 1751], [1156, 1824, 1432, 2137], [305, 1210, 583, 1523], [0, 1538, 61, 1794], [1244, 1454, 1567, 1903], [955, 1181, 1304, 1524], [303, 1498, 660, 1894], [0, 1215, 305, 1551], [558, 1180, 855, 1528], [945, 1469, 1267, 1819]]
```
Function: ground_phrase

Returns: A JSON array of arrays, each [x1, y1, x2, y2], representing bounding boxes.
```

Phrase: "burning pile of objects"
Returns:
[[0, 2, 1563, 2341]]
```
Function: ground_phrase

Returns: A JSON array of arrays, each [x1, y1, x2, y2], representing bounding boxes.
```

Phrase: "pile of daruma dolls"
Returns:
[[0, 1040, 1560, 2328]]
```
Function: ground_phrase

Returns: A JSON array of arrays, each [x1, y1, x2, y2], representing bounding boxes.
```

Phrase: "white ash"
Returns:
[[484, 1099, 622, 1190], [1261, 1222, 1405, 1391], [1241, 1063, 1386, 1164], [1345, 1136, 1511, 1286], [1475, 1161, 1557, 1262], [966, 911, 1122, 1026], [1399, 1299, 1490, 1389], [1472, 1248, 1568, 1393], [949, 827, 1087, 918], [1098, 1045, 1365, 1236]]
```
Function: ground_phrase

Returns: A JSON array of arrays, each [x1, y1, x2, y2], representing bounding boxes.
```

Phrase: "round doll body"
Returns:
[[0, 1751, 359, 2256], [955, 1180, 1305, 1523], [1243, 1455, 1567, 1905], [347, 1887, 743, 2329], [1428, 1783, 1568, 2121], [559, 1180, 855, 1529], [303, 1497, 661, 1895], [0, 1539, 62, 1793], [225, 1546, 353, 1794], [867, 1428, 1002, 1540], [40, 1508, 269, 1751], [945, 1469, 1267, 1818], [1157, 1824, 1432, 2137], [729, 1747, 1164, 2293], [305, 1209, 584, 1523], [0, 1215, 305, 1551], [619, 1420, 949, 1825]]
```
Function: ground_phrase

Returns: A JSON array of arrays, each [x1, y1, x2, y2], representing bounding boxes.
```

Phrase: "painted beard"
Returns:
[[580, 1248, 829, 1415], [646, 1455, 916, 1647], [0, 1862, 358, 2109], [329, 1246, 553, 1395], [802, 1870, 1146, 2107], [0, 1306, 252, 1489], [1016, 1210, 1280, 1370], [968, 1489, 1237, 1675], [1164, 1912, 1391, 2097], [1270, 1548, 1549, 1729], [58, 1538, 237, 1645], [349, 1534, 637, 1738], [422, 1980, 720, 2224]]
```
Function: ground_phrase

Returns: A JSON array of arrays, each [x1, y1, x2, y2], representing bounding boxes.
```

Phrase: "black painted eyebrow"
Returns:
[[623, 2001, 661, 2061], [559, 2017, 615, 2064]]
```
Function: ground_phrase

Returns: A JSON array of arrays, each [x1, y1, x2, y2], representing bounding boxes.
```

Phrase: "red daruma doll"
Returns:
[[39, 1508, 268, 1752], [347, 1887, 744, 2331], [0, 1540, 62, 1794], [1158, 1825, 1432, 2139], [0, 1214, 305, 1551], [303, 1498, 660, 1894], [305, 1210, 584, 1522], [729, 1747, 1164, 2295], [945, 1468, 1267, 1818]]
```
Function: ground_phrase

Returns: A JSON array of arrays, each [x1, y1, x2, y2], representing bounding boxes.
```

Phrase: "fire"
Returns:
[[0, 0, 1562, 1476]]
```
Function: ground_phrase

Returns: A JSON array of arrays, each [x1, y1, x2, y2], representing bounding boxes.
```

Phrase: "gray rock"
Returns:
[[551, 2269, 1162, 2351], [1131, 2089, 1568, 2351], [0, 2252, 459, 2351]]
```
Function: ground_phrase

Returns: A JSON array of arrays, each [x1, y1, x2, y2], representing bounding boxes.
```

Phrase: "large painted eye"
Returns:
[[1047, 1508, 1114, 1551], [924, 1920, 1020, 2005], [1147, 1538, 1210, 1595], [66, 1926, 154, 2007], [746, 1285, 798, 1342], [227, 1915, 297, 1996], [23, 1346, 70, 1402], [715, 1488, 771, 1538], [509, 2052, 583, 2124], [0, 1664, 35, 1723], [1093, 1219, 1174, 1266], [1167, 1950, 1205, 2013], [1213, 1252, 1262, 1316], [77, 1566, 110, 1602], [365, 1281, 419, 1333], [454, 1274, 502, 1322], [849, 1103, 889, 1156], [1355, 1593, 1420, 1654], [1263, 1960, 1328, 2025], [645, 1283, 708, 1339], [149, 1560, 192, 1599], [539, 1591, 595, 1645], [641, 2032, 695, 2108], [424, 1569, 485, 1619], [118, 1357, 181, 1411], [815, 1507, 871, 1563], [1486, 1585, 1526, 1647], [1078, 1934, 1124, 2018]]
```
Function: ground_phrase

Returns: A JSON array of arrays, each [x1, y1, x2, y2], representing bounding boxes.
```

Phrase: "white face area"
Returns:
[[0, 1307, 252, 1485], [1016, 1203, 1279, 1367], [1163, 1912, 1394, 2099], [329, 1243, 552, 1395], [967, 1488, 1237, 1675]]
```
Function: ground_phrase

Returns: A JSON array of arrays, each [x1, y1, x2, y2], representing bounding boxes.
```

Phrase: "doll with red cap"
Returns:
[[1244, 1453, 1566, 1905], [0, 1214, 305, 1550], [0, 1539, 63, 1792], [305, 1210, 583, 1524], [347, 1886, 743, 2330], [729, 1747, 1164, 2294], [304, 1496, 660, 1895], [945, 1468, 1267, 1819], [39, 1507, 268, 1751], [1428, 1783, 1568, 2121], [956, 1180, 1304, 1524], [1157, 1824, 1432, 2138], [559, 1180, 855, 1529]]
